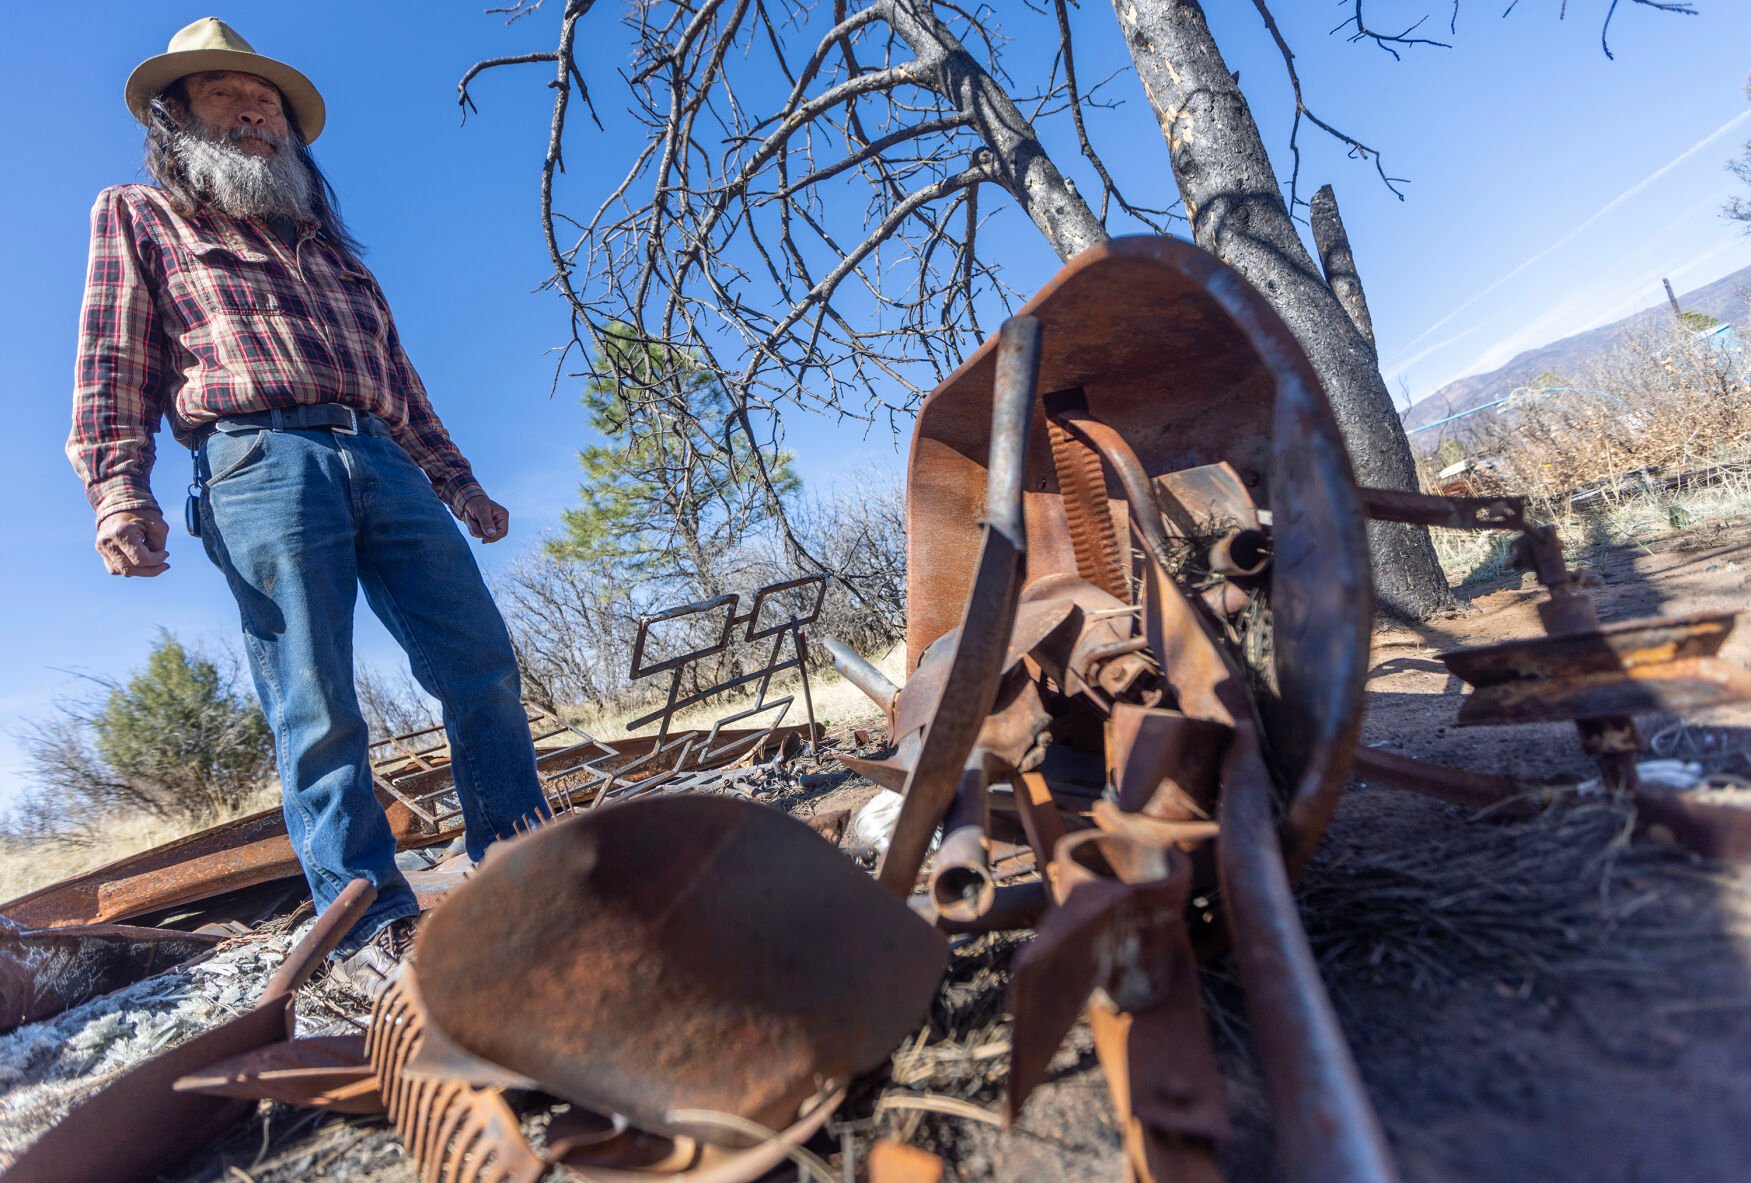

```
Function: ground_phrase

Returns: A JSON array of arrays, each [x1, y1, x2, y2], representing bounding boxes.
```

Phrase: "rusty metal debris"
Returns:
[[0, 918, 220, 1035], [172, 1034, 380, 1114], [3, 879, 375, 1183], [415, 795, 944, 1134], [626, 572, 826, 766], [846, 237, 1392, 1183], [1361, 487, 1751, 839], [1, 706, 816, 933], [353, 795, 924, 1182], [9, 237, 1748, 1183], [826, 235, 1748, 1180]]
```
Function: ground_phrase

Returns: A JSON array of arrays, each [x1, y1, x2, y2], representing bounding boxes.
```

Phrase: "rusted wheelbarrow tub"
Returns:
[[905, 235, 1373, 857]]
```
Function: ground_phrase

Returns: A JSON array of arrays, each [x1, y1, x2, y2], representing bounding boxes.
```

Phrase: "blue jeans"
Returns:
[[197, 419, 549, 957]]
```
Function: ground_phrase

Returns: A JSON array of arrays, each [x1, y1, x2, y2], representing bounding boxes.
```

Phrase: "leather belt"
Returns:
[[197, 403, 391, 441]]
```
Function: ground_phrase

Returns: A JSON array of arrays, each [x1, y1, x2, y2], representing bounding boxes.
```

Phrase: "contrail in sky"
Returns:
[[1384, 107, 1751, 374]]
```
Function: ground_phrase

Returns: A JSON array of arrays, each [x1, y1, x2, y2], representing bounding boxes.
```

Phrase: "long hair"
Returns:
[[143, 80, 365, 258]]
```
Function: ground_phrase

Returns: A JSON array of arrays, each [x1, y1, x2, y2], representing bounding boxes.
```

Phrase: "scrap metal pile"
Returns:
[[6, 237, 1751, 1183]]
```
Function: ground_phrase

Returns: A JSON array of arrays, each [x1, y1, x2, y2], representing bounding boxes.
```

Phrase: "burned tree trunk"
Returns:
[[1311, 185, 1377, 353], [1109, 0, 1456, 619], [882, 0, 1108, 261]]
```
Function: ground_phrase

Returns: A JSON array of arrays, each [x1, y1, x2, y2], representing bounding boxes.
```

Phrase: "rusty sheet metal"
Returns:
[[1442, 612, 1751, 726], [1105, 704, 1227, 820], [0, 920, 220, 1034], [1454, 656, 1751, 725], [1441, 611, 1740, 684], [4, 880, 374, 1183], [1, 720, 814, 930], [1154, 461, 1260, 537], [173, 1034, 380, 1114], [878, 316, 1041, 897], [413, 795, 946, 1136], [0, 809, 309, 931]]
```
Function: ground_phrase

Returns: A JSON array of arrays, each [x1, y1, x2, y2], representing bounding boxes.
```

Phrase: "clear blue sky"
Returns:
[[2, 2, 1748, 807]]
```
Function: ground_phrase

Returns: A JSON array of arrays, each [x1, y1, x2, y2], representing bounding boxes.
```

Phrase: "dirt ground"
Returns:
[[11, 521, 1751, 1182]]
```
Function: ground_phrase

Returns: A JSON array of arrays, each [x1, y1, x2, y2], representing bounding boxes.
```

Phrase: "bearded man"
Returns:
[[68, 19, 551, 993]]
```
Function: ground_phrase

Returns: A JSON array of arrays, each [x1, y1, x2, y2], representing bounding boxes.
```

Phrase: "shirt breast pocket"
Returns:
[[179, 238, 286, 318]]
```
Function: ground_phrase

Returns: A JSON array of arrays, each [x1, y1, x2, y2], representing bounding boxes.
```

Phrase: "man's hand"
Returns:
[[96, 508, 170, 577], [461, 494, 510, 544]]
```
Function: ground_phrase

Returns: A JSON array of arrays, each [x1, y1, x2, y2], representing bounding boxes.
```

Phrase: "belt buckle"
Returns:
[[333, 406, 359, 436]]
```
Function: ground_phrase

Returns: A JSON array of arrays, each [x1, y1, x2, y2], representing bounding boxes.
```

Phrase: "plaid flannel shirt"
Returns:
[[69, 184, 485, 522]]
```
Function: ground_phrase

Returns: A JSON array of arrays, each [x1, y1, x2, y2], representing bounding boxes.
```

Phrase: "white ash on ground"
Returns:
[[0, 913, 363, 1168]]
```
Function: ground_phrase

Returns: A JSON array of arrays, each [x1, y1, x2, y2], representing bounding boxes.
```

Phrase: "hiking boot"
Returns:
[[328, 915, 417, 1001]]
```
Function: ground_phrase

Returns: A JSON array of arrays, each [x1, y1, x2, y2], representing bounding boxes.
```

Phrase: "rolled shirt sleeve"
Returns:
[[69, 189, 170, 522]]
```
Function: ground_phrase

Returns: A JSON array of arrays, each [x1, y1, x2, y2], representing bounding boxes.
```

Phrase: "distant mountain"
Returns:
[[1401, 264, 1751, 431]]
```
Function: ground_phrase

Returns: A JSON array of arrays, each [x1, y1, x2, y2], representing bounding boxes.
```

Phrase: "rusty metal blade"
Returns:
[[413, 797, 947, 1135], [1455, 655, 1751, 724], [1006, 876, 1133, 1121], [1088, 1003, 1227, 1183], [1441, 612, 1740, 685], [172, 1034, 381, 1114]]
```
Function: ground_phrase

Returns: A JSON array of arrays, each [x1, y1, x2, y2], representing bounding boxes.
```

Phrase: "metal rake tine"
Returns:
[[446, 1110, 492, 1183], [418, 1082, 467, 1179]]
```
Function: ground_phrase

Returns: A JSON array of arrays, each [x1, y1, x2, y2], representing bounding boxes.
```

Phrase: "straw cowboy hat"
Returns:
[[125, 17, 326, 142]]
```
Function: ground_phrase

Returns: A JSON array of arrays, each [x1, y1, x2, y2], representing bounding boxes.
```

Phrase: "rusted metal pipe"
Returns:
[[1351, 745, 1549, 816], [1207, 527, 1271, 580], [823, 637, 899, 716], [929, 762, 996, 923], [929, 881, 1050, 934], [1218, 751, 1398, 1183]]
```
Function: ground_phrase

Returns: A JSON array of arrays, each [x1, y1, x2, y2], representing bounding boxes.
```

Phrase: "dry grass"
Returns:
[[1298, 790, 1743, 996], [0, 783, 281, 907], [1421, 324, 1751, 584], [1430, 461, 1751, 586], [563, 643, 902, 741], [1467, 327, 1751, 496]]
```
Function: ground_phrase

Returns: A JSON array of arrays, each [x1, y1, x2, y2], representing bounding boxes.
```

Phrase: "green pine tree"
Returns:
[[549, 324, 800, 598], [91, 632, 275, 820]]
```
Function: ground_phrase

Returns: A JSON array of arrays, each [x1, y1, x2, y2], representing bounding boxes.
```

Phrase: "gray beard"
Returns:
[[173, 125, 315, 222]]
